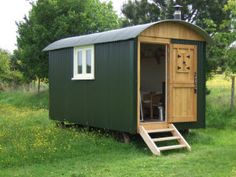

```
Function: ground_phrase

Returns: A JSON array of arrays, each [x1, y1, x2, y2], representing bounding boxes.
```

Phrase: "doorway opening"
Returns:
[[140, 43, 167, 122]]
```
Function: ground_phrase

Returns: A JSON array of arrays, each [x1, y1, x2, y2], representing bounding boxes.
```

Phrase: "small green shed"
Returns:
[[44, 19, 211, 155]]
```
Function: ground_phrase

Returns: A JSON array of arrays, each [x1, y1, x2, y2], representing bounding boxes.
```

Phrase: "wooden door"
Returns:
[[168, 44, 197, 122]]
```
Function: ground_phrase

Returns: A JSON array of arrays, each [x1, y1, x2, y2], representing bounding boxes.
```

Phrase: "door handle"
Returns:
[[194, 72, 197, 94]]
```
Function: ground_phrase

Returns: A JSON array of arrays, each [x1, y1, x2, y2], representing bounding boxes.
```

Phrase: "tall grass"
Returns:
[[0, 90, 48, 109], [0, 74, 235, 177], [206, 75, 236, 129], [0, 89, 139, 171]]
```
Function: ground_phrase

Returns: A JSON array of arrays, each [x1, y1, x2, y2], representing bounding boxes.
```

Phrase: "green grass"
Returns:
[[0, 75, 236, 177]]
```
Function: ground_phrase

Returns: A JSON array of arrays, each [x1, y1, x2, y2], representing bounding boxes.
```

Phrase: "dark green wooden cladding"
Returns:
[[49, 38, 206, 134], [171, 39, 206, 129], [49, 40, 137, 133]]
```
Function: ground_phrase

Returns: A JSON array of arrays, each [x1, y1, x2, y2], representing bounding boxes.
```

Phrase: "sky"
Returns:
[[0, 0, 127, 53]]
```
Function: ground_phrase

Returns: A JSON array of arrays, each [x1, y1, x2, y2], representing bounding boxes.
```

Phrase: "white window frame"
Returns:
[[72, 45, 95, 80]]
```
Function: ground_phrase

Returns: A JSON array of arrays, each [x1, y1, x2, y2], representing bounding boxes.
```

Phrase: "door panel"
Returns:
[[168, 44, 197, 122]]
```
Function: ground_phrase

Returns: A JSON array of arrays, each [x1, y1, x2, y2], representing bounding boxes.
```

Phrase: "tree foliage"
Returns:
[[224, 0, 236, 73], [121, 0, 166, 26], [205, 0, 236, 76], [0, 49, 11, 79], [0, 49, 22, 89], [121, 0, 230, 33], [16, 0, 120, 84]]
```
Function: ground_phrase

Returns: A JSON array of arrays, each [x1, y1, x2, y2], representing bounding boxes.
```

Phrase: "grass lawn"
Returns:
[[0, 75, 236, 177]]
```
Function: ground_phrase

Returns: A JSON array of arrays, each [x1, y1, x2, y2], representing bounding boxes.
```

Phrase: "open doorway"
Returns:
[[140, 43, 166, 122]]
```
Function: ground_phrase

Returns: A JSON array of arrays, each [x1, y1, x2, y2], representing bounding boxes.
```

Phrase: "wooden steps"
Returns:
[[139, 123, 191, 156], [147, 128, 175, 133], [159, 144, 186, 151], [152, 136, 180, 142]]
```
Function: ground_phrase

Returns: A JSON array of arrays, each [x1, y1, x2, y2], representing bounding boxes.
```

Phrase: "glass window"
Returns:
[[86, 49, 92, 74], [73, 45, 95, 80], [77, 50, 83, 74]]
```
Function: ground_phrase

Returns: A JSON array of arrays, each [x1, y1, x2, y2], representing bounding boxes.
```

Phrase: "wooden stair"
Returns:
[[139, 123, 191, 156]]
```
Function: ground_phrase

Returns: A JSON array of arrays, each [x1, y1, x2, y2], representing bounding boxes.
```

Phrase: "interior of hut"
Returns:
[[140, 43, 166, 122]]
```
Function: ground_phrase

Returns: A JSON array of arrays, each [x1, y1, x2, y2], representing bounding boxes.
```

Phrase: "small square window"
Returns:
[[72, 45, 95, 80]]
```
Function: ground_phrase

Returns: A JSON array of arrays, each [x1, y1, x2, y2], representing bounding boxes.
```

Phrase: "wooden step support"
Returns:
[[139, 126, 161, 155], [139, 123, 191, 156]]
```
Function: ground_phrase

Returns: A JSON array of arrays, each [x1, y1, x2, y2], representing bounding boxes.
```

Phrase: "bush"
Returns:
[[0, 49, 24, 90]]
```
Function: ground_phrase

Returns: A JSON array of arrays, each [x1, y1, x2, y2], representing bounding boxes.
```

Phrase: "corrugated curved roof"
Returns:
[[43, 19, 212, 51]]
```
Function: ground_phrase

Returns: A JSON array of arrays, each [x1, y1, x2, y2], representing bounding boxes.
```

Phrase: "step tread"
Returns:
[[158, 144, 186, 151], [147, 128, 175, 133], [152, 136, 180, 142]]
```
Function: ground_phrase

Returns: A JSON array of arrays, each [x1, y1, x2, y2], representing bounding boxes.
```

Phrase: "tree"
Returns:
[[0, 49, 23, 90], [207, 0, 236, 111], [16, 0, 120, 93], [121, 0, 165, 26], [121, 0, 231, 34], [0, 49, 11, 81], [223, 0, 236, 111]]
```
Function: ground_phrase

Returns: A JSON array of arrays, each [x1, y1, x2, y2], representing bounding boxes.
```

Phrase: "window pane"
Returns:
[[77, 50, 82, 74], [86, 49, 92, 74]]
